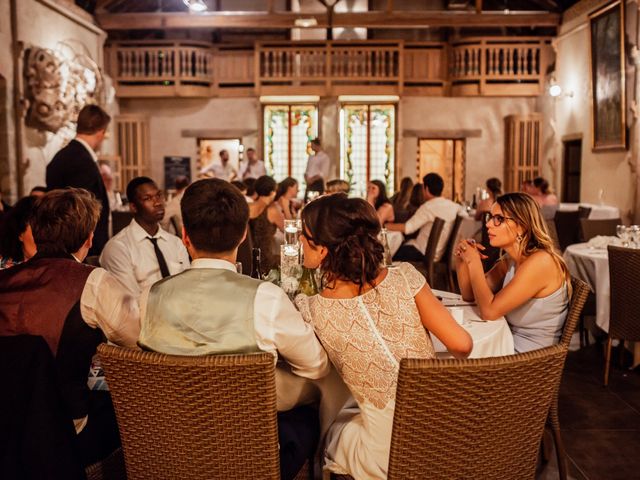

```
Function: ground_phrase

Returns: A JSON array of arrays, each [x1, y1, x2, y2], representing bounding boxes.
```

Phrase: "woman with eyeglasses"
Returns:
[[454, 192, 570, 353], [296, 193, 472, 480]]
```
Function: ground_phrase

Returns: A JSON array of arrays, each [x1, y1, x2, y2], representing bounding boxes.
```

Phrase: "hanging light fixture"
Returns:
[[183, 0, 208, 13]]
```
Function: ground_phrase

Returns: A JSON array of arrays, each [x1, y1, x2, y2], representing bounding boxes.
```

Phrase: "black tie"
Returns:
[[147, 237, 171, 278]]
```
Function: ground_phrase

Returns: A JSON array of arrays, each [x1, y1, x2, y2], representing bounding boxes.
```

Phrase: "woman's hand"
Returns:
[[454, 239, 488, 265]]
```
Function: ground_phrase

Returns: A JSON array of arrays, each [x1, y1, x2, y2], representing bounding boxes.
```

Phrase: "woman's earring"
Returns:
[[516, 233, 523, 242]]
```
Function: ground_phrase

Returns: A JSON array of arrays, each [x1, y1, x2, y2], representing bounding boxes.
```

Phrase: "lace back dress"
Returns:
[[295, 262, 435, 480]]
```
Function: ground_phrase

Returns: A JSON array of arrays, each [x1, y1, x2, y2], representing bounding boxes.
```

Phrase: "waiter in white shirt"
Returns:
[[240, 147, 267, 180], [199, 149, 238, 182], [304, 138, 330, 201]]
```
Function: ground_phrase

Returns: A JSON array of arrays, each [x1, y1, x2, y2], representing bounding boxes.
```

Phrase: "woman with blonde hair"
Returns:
[[455, 192, 570, 353]]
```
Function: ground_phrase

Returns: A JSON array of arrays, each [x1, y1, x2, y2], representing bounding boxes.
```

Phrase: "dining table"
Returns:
[[431, 289, 515, 358], [558, 203, 620, 220], [563, 240, 640, 366]]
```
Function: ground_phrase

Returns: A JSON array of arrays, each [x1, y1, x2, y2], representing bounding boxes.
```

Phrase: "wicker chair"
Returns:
[[605, 246, 640, 386], [434, 214, 464, 292], [97, 345, 280, 480], [387, 345, 568, 480], [411, 217, 445, 285], [554, 210, 582, 252], [579, 218, 621, 242], [546, 277, 590, 480]]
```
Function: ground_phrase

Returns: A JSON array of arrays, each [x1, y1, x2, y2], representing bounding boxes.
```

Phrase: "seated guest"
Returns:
[[138, 179, 329, 480], [390, 176, 413, 223], [454, 192, 569, 353], [29, 186, 47, 198], [275, 177, 300, 220], [249, 176, 281, 272], [475, 177, 502, 221], [100, 177, 189, 297], [199, 149, 238, 182], [0, 196, 37, 269], [161, 175, 190, 235], [366, 179, 394, 226], [240, 147, 267, 180], [387, 173, 464, 263], [0, 188, 140, 467], [295, 193, 472, 479], [325, 179, 350, 195], [231, 180, 247, 194], [532, 176, 559, 207], [243, 177, 257, 203], [407, 182, 426, 216]]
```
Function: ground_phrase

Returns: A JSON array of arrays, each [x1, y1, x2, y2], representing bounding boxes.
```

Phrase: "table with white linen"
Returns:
[[558, 203, 620, 220], [387, 231, 404, 257], [564, 241, 640, 365], [431, 290, 515, 358]]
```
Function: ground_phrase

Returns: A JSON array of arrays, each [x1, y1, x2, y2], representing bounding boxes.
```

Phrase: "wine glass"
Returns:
[[616, 225, 628, 247], [628, 225, 640, 248]]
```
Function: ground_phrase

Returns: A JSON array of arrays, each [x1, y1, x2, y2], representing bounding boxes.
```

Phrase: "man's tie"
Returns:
[[147, 237, 171, 278]]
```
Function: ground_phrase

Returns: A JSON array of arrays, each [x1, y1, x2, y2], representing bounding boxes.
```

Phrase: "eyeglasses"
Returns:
[[486, 213, 514, 227]]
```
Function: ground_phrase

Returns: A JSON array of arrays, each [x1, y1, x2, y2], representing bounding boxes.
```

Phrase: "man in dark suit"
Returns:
[[46, 105, 111, 255]]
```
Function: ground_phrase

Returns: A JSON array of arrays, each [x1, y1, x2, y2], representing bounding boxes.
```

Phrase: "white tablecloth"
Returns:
[[563, 243, 610, 332], [430, 290, 515, 358], [387, 231, 404, 257], [558, 203, 620, 220]]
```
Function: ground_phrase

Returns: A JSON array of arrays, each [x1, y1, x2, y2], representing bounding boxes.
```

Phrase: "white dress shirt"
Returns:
[[405, 196, 465, 261], [305, 151, 331, 181], [139, 258, 330, 381], [199, 161, 238, 182], [100, 219, 190, 297], [160, 190, 184, 235], [240, 159, 267, 179]]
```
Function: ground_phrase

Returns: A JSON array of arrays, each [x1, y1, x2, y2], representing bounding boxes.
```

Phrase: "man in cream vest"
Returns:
[[138, 178, 329, 480]]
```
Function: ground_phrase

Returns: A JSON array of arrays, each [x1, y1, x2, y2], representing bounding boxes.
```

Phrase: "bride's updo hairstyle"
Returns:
[[301, 193, 384, 292]]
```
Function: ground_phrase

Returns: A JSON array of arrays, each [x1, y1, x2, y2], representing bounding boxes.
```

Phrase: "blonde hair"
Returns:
[[496, 192, 571, 294]]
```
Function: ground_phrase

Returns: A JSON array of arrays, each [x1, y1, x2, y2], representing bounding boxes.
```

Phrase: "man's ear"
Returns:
[[181, 226, 191, 249], [85, 232, 94, 249], [129, 201, 138, 214]]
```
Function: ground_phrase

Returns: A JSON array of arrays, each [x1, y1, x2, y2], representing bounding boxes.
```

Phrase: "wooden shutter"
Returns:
[[504, 113, 542, 192], [115, 114, 150, 192]]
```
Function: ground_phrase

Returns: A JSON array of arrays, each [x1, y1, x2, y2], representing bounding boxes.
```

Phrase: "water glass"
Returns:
[[284, 219, 298, 246], [280, 244, 301, 295]]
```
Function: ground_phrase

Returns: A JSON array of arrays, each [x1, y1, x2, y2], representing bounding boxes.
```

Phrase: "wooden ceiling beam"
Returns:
[[96, 10, 560, 30]]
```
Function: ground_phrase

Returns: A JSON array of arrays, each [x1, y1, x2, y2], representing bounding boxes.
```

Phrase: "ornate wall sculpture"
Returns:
[[24, 42, 104, 133]]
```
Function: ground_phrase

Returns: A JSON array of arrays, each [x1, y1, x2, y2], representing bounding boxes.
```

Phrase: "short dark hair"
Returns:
[[370, 179, 391, 210], [126, 176, 156, 205], [311, 138, 321, 146], [533, 176, 550, 194], [423, 173, 444, 197], [486, 177, 502, 196], [301, 193, 383, 292], [0, 196, 37, 262], [31, 188, 101, 255], [230, 180, 247, 193], [243, 177, 256, 197], [254, 175, 277, 197], [181, 179, 249, 253], [76, 105, 111, 135], [30, 186, 47, 194], [174, 175, 190, 191]]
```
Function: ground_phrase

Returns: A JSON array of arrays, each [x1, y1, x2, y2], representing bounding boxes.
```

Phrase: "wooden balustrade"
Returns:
[[105, 37, 550, 98]]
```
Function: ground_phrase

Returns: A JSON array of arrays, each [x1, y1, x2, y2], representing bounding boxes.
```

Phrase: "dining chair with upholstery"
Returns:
[[411, 217, 445, 285], [98, 345, 281, 480], [434, 214, 464, 292], [605, 245, 640, 386], [579, 218, 621, 242], [546, 277, 590, 480], [387, 345, 568, 479], [554, 211, 582, 252]]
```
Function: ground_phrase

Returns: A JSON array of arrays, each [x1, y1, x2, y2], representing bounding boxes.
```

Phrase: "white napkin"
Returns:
[[586, 235, 621, 249]]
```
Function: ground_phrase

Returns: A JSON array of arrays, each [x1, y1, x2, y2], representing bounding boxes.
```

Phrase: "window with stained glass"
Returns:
[[263, 104, 318, 188], [340, 104, 395, 198]]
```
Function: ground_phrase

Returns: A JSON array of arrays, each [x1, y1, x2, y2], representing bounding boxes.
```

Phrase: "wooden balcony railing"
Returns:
[[105, 37, 550, 98], [450, 37, 551, 96]]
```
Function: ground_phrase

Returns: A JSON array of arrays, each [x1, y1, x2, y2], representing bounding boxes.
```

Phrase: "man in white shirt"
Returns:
[[199, 149, 238, 182], [387, 173, 465, 262], [304, 138, 331, 200], [160, 175, 189, 235], [0, 188, 139, 467], [100, 177, 189, 298], [240, 147, 267, 180], [138, 178, 329, 480]]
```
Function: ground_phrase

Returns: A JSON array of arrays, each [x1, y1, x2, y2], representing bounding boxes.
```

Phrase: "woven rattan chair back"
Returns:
[[554, 210, 582, 252], [97, 345, 279, 480], [423, 217, 445, 283], [559, 277, 590, 347], [579, 218, 621, 242], [608, 246, 640, 341], [387, 345, 567, 480]]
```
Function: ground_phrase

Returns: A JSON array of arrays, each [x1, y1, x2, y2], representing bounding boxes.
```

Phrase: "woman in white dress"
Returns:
[[295, 194, 472, 480]]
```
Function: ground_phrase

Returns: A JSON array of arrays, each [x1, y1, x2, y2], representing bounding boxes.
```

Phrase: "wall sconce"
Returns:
[[183, 0, 207, 12], [549, 78, 573, 98]]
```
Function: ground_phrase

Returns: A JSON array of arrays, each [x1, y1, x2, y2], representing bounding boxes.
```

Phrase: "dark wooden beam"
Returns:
[[96, 10, 560, 30]]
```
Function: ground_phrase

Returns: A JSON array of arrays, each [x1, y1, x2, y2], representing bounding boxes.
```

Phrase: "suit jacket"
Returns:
[[46, 139, 110, 255]]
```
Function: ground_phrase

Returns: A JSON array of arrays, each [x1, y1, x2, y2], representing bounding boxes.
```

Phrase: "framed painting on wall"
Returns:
[[589, 0, 626, 151]]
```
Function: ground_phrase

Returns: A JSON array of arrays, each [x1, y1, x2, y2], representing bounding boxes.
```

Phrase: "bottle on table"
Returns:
[[250, 248, 263, 279], [380, 227, 393, 267], [298, 267, 318, 296]]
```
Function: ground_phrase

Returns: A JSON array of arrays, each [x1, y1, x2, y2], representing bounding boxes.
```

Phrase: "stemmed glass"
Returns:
[[628, 225, 640, 249], [616, 225, 629, 247]]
